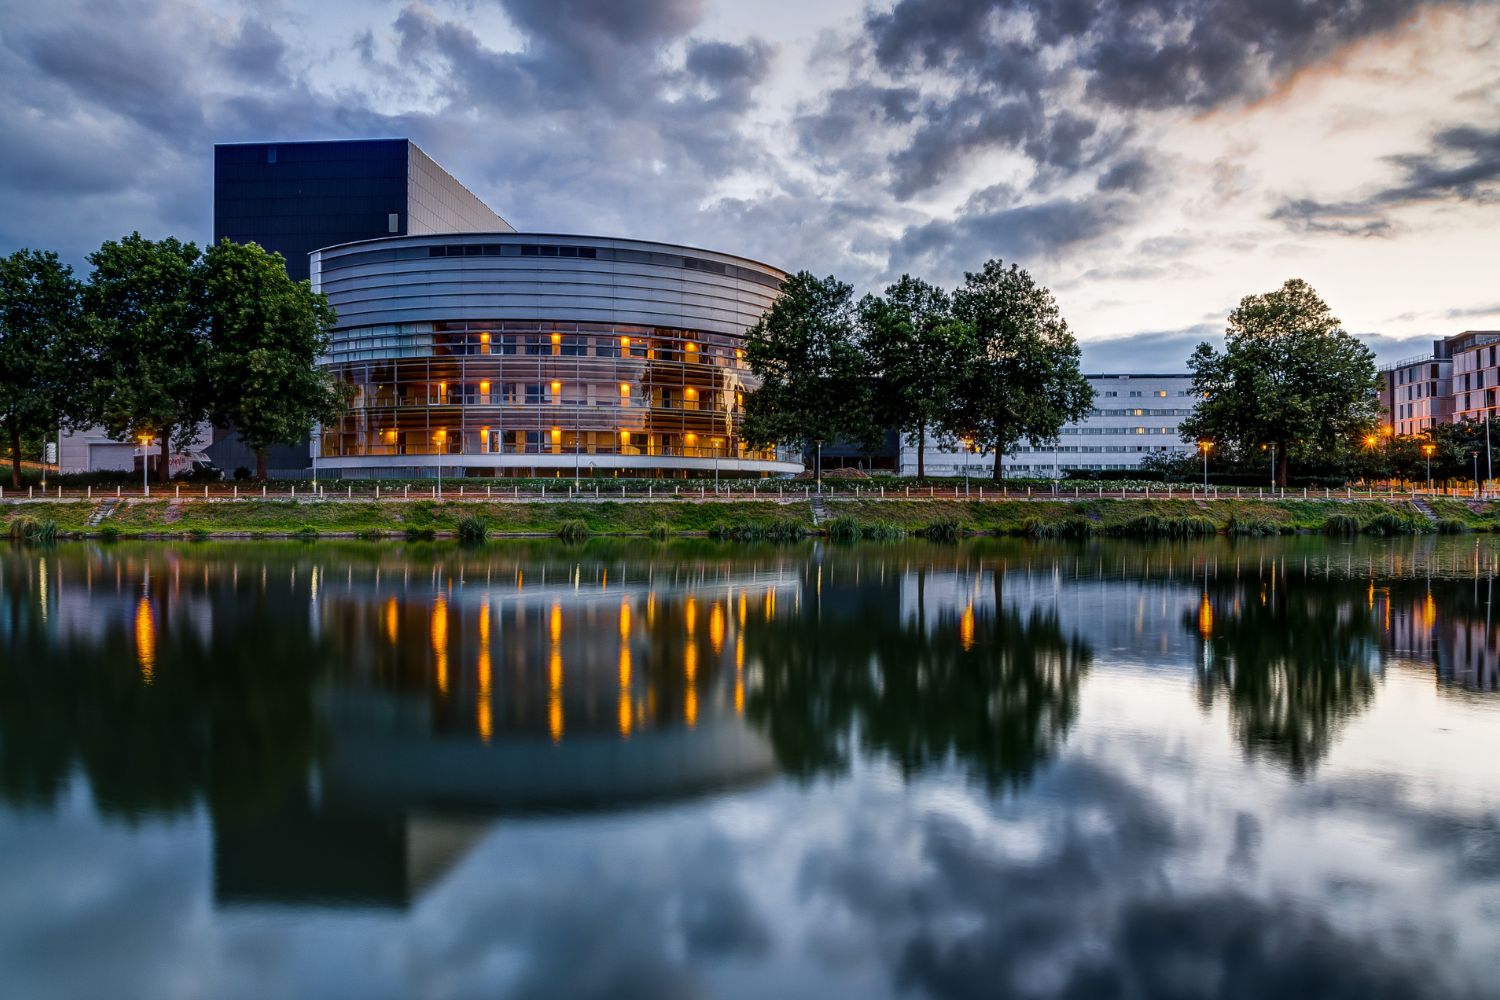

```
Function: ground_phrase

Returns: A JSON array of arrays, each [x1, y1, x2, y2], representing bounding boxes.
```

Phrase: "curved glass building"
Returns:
[[310, 232, 800, 478]]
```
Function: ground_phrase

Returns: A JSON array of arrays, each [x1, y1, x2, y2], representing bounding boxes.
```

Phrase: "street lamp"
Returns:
[[1423, 443, 1435, 492], [1198, 440, 1212, 492], [814, 439, 823, 496], [138, 433, 153, 496], [433, 429, 446, 498]]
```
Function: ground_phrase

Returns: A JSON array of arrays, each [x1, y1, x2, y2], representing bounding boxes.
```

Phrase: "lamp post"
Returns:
[[139, 433, 153, 496], [814, 439, 823, 496], [1198, 440, 1211, 492], [433, 430, 445, 499], [1423, 443, 1435, 492]]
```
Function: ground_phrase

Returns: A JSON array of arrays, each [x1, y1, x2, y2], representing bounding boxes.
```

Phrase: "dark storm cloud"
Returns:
[[782, 0, 1462, 272], [1273, 122, 1500, 235], [894, 187, 1131, 274], [797, 757, 1490, 1000]]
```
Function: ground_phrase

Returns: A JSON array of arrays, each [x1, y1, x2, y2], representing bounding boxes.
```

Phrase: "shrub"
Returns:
[[405, 500, 437, 524], [860, 521, 906, 541], [648, 523, 671, 540], [188, 527, 211, 540], [97, 524, 120, 541], [557, 519, 590, 541], [923, 519, 961, 542], [233, 466, 252, 481], [1435, 518, 1472, 535], [1226, 515, 1279, 537], [404, 526, 436, 541], [709, 521, 806, 542], [1023, 516, 1093, 539], [355, 529, 384, 540], [1364, 512, 1429, 536], [826, 517, 861, 542], [457, 514, 489, 543], [1323, 513, 1362, 536], [8, 516, 58, 542], [295, 525, 320, 539]]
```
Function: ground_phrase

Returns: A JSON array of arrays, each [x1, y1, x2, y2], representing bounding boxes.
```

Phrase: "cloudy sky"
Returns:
[[2, 0, 1498, 369]]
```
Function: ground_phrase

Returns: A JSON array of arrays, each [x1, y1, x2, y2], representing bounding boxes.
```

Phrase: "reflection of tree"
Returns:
[[745, 569, 1091, 792], [1189, 573, 1379, 777], [0, 550, 324, 819]]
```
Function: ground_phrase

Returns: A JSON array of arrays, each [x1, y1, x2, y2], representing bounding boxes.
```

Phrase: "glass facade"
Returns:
[[320, 320, 773, 473]]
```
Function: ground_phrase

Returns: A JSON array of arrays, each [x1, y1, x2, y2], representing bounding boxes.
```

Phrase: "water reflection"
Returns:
[[1, 538, 1498, 997]]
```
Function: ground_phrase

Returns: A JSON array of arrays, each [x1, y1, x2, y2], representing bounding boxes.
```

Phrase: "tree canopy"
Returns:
[[860, 275, 968, 479], [203, 240, 346, 479], [741, 272, 876, 462], [85, 233, 210, 480], [1181, 278, 1379, 486], [947, 260, 1094, 480], [0, 250, 89, 487]]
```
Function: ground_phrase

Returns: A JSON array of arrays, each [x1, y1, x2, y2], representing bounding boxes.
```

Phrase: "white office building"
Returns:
[[904, 373, 1197, 478]]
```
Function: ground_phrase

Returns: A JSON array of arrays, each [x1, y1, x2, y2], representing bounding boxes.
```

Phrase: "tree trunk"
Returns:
[[1277, 447, 1289, 488], [158, 425, 173, 483], [8, 424, 20, 489], [992, 447, 1003, 482], [256, 447, 267, 481]]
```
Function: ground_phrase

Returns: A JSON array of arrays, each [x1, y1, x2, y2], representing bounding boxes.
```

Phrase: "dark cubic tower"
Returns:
[[213, 138, 513, 281]]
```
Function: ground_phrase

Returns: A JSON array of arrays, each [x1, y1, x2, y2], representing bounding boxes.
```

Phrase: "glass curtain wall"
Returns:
[[321, 320, 771, 472]]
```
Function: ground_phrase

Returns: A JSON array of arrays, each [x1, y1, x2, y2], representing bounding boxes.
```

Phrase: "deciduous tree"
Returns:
[[85, 233, 210, 481], [741, 272, 875, 471], [0, 250, 88, 487], [1181, 279, 1379, 486], [945, 260, 1093, 481], [860, 276, 969, 479], [203, 240, 347, 480]]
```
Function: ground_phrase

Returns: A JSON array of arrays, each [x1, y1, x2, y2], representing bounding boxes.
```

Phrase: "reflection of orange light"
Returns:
[[1423, 592, 1437, 631], [685, 685, 698, 729], [647, 591, 656, 627], [735, 633, 745, 715], [1197, 593, 1213, 638], [478, 598, 492, 742], [431, 594, 449, 694], [738, 590, 747, 629], [384, 596, 399, 644], [135, 596, 156, 684], [685, 642, 697, 683], [549, 645, 564, 743], [685, 596, 697, 637], [618, 690, 633, 738], [763, 588, 775, 621], [619, 600, 631, 640], [550, 601, 563, 643], [619, 643, 632, 687], [709, 602, 724, 654], [960, 603, 975, 651]]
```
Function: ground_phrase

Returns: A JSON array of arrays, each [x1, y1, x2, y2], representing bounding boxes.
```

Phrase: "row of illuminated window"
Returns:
[[1011, 444, 1192, 454], [319, 427, 767, 460], [1060, 426, 1180, 435], [1096, 389, 1194, 398], [345, 380, 738, 410], [329, 329, 747, 367], [1089, 408, 1195, 417]]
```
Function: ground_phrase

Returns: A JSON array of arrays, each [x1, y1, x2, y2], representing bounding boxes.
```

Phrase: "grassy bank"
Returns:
[[0, 495, 1483, 540], [2, 498, 816, 539]]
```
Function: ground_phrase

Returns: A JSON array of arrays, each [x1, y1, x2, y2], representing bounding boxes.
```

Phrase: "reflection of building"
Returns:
[[905, 373, 1197, 477], [311, 232, 799, 479]]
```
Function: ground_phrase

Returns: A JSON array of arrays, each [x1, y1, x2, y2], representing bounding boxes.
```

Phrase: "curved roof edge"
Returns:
[[313, 232, 788, 278]]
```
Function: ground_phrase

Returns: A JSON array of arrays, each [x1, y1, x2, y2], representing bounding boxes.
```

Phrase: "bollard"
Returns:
[[234, 486, 238, 499], [263, 485, 267, 497], [117, 486, 121, 498], [292, 485, 296, 498], [87, 486, 91, 499], [29, 487, 33, 498], [375, 485, 379, 499], [176, 485, 180, 498], [347, 486, 352, 498]]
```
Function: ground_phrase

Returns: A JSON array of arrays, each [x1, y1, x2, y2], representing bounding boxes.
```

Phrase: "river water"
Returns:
[[1, 537, 1497, 999]]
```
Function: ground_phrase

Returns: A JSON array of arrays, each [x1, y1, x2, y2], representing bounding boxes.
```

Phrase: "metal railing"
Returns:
[[3, 482, 1495, 503]]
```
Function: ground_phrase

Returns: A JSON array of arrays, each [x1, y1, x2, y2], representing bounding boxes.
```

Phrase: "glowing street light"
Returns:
[[138, 432, 154, 496], [1198, 440, 1212, 492], [1423, 443, 1436, 492]]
